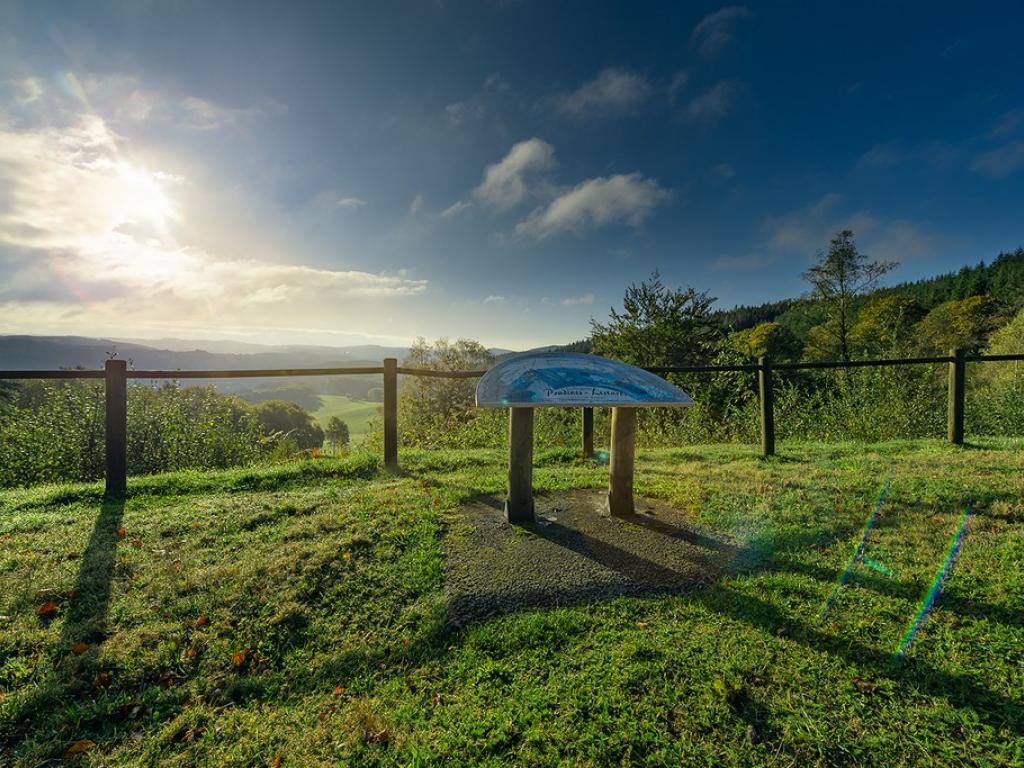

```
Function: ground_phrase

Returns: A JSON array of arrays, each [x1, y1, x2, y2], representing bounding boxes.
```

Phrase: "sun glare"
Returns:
[[115, 161, 178, 232]]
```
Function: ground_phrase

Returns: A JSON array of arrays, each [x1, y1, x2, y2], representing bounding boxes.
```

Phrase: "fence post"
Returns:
[[582, 407, 594, 459], [104, 359, 127, 498], [383, 357, 398, 470], [759, 356, 775, 458], [948, 348, 965, 445]]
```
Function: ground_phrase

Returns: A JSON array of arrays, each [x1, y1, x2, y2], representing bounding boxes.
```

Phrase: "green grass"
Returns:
[[311, 395, 382, 444], [1, 440, 1022, 766]]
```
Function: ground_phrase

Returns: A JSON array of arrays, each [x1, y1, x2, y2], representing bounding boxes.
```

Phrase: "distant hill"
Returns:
[[0, 336, 410, 372]]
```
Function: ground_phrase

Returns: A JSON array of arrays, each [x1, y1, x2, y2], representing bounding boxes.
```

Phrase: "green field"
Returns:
[[311, 395, 382, 445], [1, 441, 1021, 765]]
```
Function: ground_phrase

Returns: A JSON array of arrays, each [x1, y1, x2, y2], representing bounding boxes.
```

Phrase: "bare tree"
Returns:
[[803, 230, 896, 361]]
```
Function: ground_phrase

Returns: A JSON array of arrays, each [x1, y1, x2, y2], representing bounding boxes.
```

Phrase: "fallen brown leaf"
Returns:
[[195, 615, 209, 627], [71, 642, 91, 655], [333, 685, 345, 696], [64, 739, 96, 757], [116, 527, 126, 538], [131, 538, 143, 549], [92, 672, 110, 688], [37, 601, 58, 617], [852, 677, 879, 693], [232, 650, 248, 667], [271, 754, 283, 768]]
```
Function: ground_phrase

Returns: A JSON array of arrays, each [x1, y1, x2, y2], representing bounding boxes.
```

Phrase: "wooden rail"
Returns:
[[2, 351, 1022, 495]]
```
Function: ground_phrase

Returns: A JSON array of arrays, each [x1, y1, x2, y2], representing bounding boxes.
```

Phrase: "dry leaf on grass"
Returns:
[[37, 602, 58, 617], [71, 642, 91, 655], [116, 527, 126, 538], [64, 739, 96, 757]]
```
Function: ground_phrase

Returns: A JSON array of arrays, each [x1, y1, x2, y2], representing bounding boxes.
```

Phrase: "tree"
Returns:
[[847, 294, 923, 356], [803, 230, 896, 361], [399, 338, 494, 442], [590, 270, 719, 367], [913, 295, 996, 354], [729, 321, 800, 361], [252, 400, 324, 450], [325, 416, 350, 448]]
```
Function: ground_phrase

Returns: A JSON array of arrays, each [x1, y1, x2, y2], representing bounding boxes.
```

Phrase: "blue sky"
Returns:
[[1, 1, 1022, 349]]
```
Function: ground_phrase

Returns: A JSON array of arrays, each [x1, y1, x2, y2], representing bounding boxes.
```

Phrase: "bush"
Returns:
[[0, 381, 266, 488]]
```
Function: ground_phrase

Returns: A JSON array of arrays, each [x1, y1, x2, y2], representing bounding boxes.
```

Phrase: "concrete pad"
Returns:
[[443, 489, 741, 626]]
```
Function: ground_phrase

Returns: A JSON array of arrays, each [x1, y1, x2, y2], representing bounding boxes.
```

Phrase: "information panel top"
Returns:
[[475, 352, 694, 408]]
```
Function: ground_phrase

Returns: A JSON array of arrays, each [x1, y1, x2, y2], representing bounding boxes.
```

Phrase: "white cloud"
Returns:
[[691, 6, 753, 58], [668, 71, 689, 104], [13, 77, 43, 105], [445, 100, 485, 127], [683, 81, 741, 124], [858, 141, 904, 169], [473, 138, 555, 209], [561, 293, 594, 306], [989, 109, 1024, 139], [515, 173, 671, 240], [557, 68, 653, 117], [483, 294, 506, 303], [709, 163, 736, 183], [764, 194, 935, 264], [408, 193, 424, 216], [0, 101, 426, 339], [335, 196, 366, 209], [971, 141, 1024, 179], [179, 95, 263, 130], [441, 200, 474, 218]]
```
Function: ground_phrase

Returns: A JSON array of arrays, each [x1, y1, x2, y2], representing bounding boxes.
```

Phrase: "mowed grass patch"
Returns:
[[0, 440, 1021, 766], [311, 395, 382, 444]]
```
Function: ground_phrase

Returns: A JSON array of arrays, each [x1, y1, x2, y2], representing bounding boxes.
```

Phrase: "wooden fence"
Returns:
[[1, 348, 1021, 497]]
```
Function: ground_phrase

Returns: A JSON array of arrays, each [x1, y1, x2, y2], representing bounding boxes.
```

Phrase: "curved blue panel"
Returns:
[[475, 352, 694, 408]]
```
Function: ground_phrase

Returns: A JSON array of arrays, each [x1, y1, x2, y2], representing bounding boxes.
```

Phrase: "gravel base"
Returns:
[[443, 489, 741, 626]]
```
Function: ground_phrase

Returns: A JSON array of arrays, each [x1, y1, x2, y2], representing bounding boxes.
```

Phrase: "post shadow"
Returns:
[[60, 497, 125, 648]]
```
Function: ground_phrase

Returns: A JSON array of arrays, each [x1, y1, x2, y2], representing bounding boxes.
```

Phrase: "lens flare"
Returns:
[[894, 505, 971, 658], [819, 474, 891, 618]]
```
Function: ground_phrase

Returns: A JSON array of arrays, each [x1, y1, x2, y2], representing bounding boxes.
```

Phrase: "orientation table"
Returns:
[[475, 352, 694, 522]]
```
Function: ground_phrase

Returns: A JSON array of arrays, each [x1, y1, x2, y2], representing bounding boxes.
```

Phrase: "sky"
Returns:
[[1, 1, 1023, 350]]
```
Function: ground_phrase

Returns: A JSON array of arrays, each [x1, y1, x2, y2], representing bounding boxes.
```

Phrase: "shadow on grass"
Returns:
[[60, 497, 125, 647], [2, 498, 126, 754], [538, 525, 1021, 738]]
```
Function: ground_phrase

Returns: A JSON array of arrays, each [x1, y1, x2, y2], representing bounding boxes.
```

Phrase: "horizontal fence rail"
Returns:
[[3, 350, 1024, 496]]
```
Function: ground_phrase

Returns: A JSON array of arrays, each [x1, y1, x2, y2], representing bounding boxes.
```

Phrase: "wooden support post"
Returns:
[[104, 359, 127, 498], [948, 348, 965, 445], [606, 406, 637, 518], [383, 357, 398, 470], [506, 407, 534, 523], [582, 407, 594, 459], [759, 356, 775, 458]]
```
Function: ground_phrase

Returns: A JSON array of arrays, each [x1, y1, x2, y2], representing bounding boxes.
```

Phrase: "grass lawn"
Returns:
[[311, 395, 382, 445], [1, 440, 1022, 766]]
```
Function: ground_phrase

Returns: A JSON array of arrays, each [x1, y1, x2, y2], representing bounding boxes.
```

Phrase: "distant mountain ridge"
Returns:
[[0, 336, 523, 373]]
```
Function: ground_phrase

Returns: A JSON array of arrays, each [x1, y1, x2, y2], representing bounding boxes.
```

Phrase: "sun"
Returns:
[[114, 161, 179, 234]]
